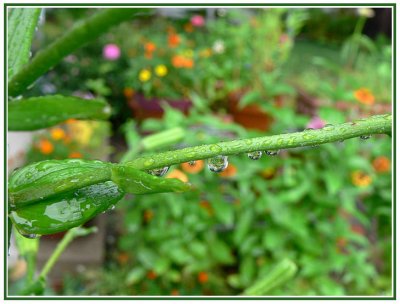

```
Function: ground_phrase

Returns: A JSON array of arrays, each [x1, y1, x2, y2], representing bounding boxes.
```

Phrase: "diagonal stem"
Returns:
[[125, 114, 392, 170]]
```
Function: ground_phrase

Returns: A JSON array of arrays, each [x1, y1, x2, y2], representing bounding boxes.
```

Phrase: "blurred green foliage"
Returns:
[[10, 7, 392, 296]]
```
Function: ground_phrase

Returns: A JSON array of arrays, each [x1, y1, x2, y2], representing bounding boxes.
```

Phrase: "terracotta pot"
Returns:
[[127, 93, 192, 121], [227, 89, 274, 131]]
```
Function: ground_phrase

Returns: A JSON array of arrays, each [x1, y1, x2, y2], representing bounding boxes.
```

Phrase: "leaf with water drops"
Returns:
[[208, 155, 228, 173], [10, 181, 124, 236], [111, 165, 192, 195], [247, 151, 263, 160], [8, 159, 112, 208]]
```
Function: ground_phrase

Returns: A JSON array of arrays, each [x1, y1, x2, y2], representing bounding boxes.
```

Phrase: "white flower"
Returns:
[[212, 40, 225, 54], [357, 8, 375, 18]]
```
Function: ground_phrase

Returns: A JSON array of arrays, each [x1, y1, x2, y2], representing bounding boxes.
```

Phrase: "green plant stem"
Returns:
[[39, 227, 97, 279], [8, 8, 152, 97], [126, 114, 392, 170]]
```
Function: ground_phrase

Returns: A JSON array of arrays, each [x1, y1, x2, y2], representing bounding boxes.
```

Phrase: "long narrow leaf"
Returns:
[[8, 8, 152, 97], [7, 8, 41, 79], [8, 95, 111, 131]]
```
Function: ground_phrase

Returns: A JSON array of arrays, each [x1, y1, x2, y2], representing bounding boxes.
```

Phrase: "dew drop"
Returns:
[[265, 150, 280, 156], [360, 135, 371, 140], [323, 124, 335, 131], [208, 155, 228, 173], [210, 144, 222, 153], [188, 160, 196, 166], [148, 166, 169, 177], [22, 233, 38, 239], [247, 151, 262, 160], [143, 158, 155, 167], [108, 204, 116, 211]]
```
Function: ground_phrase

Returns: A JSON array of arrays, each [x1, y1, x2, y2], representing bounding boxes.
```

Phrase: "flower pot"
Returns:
[[127, 93, 192, 121], [227, 89, 274, 131]]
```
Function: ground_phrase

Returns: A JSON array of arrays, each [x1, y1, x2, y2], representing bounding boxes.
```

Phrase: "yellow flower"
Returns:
[[50, 128, 66, 140], [154, 64, 168, 77], [68, 121, 93, 145], [139, 69, 151, 82], [351, 170, 372, 187]]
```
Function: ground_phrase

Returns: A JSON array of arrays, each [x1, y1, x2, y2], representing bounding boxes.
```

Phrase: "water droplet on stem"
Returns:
[[208, 155, 228, 173], [148, 166, 169, 177], [247, 151, 262, 160]]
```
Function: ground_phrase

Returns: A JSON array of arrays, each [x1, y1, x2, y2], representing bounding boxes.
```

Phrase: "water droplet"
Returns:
[[22, 233, 38, 239], [210, 144, 222, 153], [247, 151, 262, 160], [208, 155, 228, 173], [265, 150, 280, 156], [143, 158, 155, 167], [108, 204, 115, 211], [323, 124, 335, 131], [360, 135, 371, 140], [188, 160, 196, 166], [148, 166, 169, 177]]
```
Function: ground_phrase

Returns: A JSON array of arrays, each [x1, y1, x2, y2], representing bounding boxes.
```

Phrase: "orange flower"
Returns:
[[68, 152, 82, 159], [38, 139, 54, 154], [168, 33, 181, 48], [171, 55, 194, 69], [144, 42, 156, 53], [259, 167, 276, 179], [354, 88, 375, 105], [336, 237, 348, 254], [123, 88, 135, 99], [197, 272, 208, 284], [199, 200, 213, 216], [372, 156, 391, 173], [65, 118, 77, 124], [219, 164, 237, 178], [166, 169, 189, 183], [147, 270, 157, 280], [351, 224, 366, 236], [117, 252, 129, 265], [181, 160, 204, 174], [184, 23, 193, 33], [351, 170, 372, 187], [170, 289, 180, 295], [50, 128, 66, 140], [144, 210, 154, 222]]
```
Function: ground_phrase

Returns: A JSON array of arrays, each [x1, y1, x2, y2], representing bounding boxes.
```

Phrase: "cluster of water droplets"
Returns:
[[207, 155, 228, 173]]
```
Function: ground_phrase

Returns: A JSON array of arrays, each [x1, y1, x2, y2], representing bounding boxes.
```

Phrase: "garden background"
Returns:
[[8, 7, 392, 296]]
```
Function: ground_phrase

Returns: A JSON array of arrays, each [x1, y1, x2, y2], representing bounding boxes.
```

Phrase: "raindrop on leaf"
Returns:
[[265, 150, 280, 156]]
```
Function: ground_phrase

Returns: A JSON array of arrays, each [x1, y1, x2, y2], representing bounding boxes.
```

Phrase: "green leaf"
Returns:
[[111, 165, 192, 195], [8, 8, 152, 97], [243, 259, 297, 295], [8, 95, 111, 131], [209, 239, 235, 265], [7, 8, 41, 79]]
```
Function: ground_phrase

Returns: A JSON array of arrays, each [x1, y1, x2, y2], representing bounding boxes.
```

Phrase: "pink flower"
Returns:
[[103, 44, 120, 60], [306, 116, 325, 129], [191, 15, 205, 27]]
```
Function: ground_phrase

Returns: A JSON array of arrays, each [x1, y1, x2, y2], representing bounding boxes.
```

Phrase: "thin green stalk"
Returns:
[[126, 114, 392, 170], [19, 226, 96, 295], [8, 8, 152, 97], [39, 227, 96, 279]]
